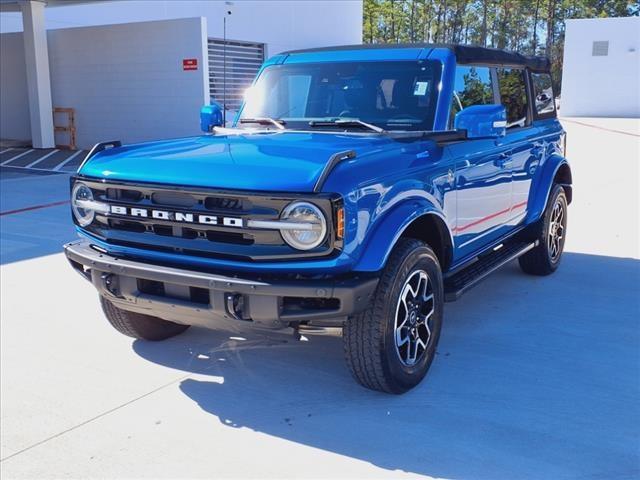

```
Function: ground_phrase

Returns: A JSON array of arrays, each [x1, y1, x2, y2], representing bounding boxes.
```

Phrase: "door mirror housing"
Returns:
[[454, 104, 506, 139], [200, 103, 224, 132]]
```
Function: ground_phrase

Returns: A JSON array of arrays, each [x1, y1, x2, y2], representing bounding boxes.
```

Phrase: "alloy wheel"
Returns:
[[394, 270, 435, 366], [548, 198, 565, 262]]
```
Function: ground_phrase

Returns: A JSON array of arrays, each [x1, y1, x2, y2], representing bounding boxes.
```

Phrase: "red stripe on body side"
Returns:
[[453, 201, 528, 233]]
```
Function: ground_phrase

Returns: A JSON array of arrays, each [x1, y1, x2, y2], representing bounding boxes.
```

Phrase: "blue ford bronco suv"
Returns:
[[65, 44, 571, 394]]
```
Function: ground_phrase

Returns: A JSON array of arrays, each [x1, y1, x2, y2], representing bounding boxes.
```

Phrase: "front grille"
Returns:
[[75, 178, 340, 262]]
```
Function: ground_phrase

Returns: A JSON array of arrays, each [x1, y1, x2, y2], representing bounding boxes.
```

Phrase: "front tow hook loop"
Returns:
[[101, 272, 121, 298], [225, 293, 245, 321]]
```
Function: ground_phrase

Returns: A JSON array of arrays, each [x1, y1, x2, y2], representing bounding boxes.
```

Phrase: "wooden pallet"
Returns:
[[53, 107, 77, 150]]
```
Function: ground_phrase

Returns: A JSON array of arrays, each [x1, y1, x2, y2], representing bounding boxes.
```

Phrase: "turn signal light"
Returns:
[[336, 207, 345, 239]]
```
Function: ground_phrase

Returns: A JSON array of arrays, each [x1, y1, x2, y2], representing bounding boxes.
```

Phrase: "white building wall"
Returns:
[[1, 17, 209, 148], [0, 1, 362, 147], [0, 32, 31, 142], [561, 17, 640, 118], [0, 0, 364, 57]]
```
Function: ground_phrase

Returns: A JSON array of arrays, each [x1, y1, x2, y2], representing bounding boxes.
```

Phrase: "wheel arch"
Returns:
[[353, 202, 454, 273], [398, 213, 453, 271], [527, 156, 572, 224], [553, 162, 573, 204]]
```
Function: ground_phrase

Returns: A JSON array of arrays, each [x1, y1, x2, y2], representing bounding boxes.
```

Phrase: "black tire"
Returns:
[[519, 184, 568, 276], [343, 238, 444, 394], [100, 296, 190, 341]]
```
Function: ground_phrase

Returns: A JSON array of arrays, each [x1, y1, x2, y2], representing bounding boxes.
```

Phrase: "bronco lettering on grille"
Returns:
[[109, 205, 243, 227]]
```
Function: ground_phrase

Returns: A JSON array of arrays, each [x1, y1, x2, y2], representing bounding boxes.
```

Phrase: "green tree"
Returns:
[[362, 0, 639, 92]]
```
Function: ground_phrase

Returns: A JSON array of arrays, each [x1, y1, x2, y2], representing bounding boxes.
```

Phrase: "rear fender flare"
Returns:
[[526, 154, 572, 224]]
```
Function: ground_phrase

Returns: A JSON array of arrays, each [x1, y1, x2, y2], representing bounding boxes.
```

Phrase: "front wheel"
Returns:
[[343, 239, 444, 394]]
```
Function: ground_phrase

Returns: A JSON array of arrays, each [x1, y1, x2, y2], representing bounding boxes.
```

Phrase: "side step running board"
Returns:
[[444, 241, 538, 302]]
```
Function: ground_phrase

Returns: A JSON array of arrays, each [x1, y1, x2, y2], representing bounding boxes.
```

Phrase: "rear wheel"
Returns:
[[100, 296, 190, 341], [519, 184, 568, 276], [343, 239, 444, 394]]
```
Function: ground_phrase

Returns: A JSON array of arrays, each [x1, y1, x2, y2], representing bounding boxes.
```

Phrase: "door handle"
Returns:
[[495, 151, 513, 168], [531, 145, 545, 156]]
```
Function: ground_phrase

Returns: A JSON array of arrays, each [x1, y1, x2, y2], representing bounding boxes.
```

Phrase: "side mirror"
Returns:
[[454, 104, 506, 139], [200, 103, 223, 132]]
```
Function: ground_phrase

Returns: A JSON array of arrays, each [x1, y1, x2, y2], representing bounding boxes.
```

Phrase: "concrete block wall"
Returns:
[[1, 17, 209, 148]]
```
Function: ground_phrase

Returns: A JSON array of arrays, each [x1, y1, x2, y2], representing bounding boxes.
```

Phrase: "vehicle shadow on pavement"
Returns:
[[133, 252, 640, 480]]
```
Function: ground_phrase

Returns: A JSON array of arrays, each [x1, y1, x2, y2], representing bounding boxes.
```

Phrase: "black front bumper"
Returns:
[[64, 240, 378, 329]]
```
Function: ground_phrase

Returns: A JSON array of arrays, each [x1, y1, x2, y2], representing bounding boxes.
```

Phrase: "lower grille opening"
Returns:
[[138, 278, 165, 296], [109, 219, 146, 233], [153, 224, 173, 237], [282, 297, 340, 314], [137, 279, 209, 306], [190, 286, 210, 305], [206, 230, 254, 245]]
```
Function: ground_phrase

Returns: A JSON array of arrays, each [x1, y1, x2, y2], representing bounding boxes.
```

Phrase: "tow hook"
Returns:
[[225, 293, 247, 321], [100, 273, 121, 298]]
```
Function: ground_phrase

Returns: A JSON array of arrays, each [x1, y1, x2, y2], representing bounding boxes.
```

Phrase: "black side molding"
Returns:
[[313, 150, 356, 192], [78, 140, 122, 171]]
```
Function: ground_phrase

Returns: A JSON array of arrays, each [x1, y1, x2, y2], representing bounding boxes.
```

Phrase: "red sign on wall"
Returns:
[[182, 58, 198, 71]]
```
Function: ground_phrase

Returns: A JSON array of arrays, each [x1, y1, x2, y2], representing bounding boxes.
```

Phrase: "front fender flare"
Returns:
[[352, 200, 453, 272]]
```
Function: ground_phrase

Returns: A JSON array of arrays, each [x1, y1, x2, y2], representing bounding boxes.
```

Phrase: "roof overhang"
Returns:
[[0, 1, 114, 13]]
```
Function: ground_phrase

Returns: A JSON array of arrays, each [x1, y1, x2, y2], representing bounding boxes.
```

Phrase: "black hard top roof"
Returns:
[[282, 43, 551, 72]]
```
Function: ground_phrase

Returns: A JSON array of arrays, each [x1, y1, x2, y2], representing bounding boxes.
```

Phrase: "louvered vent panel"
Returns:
[[592, 41, 609, 56], [208, 38, 265, 111]]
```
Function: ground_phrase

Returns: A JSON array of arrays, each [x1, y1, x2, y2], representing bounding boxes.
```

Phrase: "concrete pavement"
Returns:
[[0, 119, 638, 479]]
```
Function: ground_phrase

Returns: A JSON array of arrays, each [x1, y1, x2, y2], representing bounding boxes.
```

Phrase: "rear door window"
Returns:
[[496, 68, 530, 129], [531, 72, 556, 117]]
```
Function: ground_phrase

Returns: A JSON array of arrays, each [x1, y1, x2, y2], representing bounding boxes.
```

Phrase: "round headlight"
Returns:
[[280, 201, 327, 251], [71, 182, 95, 226]]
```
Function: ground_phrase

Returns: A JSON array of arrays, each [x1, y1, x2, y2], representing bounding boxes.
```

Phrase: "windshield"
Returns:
[[239, 60, 442, 131]]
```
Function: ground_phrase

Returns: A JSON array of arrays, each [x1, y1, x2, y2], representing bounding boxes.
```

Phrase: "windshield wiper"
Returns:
[[240, 117, 286, 130], [309, 118, 387, 134]]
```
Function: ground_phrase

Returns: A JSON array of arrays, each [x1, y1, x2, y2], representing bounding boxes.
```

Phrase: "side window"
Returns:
[[450, 65, 493, 128], [531, 73, 556, 117], [496, 68, 529, 129]]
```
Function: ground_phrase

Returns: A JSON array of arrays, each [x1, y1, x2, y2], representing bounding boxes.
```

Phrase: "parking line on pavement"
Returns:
[[0, 165, 70, 174], [0, 148, 14, 155], [24, 149, 59, 168], [53, 150, 84, 171], [561, 118, 640, 137], [0, 200, 70, 217], [1, 149, 35, 166]]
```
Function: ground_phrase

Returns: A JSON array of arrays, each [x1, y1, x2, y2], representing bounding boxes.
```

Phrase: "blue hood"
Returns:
[[80, 132, 392, 192]]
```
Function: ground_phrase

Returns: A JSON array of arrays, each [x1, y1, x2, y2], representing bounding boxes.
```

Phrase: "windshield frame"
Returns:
[[235, 60, 443, 133]]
